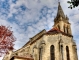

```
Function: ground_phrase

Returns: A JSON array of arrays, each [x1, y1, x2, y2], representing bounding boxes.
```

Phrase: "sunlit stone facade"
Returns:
[[3, 2, 78, 60]]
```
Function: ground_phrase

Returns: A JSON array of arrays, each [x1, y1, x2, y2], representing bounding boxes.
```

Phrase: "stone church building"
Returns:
[[3, 2, 78, 60]]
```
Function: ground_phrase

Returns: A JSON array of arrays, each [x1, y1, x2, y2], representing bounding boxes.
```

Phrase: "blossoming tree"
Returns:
[[0, 25, 16, 57]]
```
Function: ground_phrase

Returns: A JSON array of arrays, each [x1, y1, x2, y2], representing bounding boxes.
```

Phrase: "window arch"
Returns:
[[10, 57, 14, 60], [39, 40, 45, 60], [61, 45, 63, 60], [39, 47, 43, 60], [50, 45, 55, 60], [66, 46, 70, 60]]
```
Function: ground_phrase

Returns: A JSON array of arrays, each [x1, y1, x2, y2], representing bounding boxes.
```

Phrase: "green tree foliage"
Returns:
[[67, 0, 79, 9]]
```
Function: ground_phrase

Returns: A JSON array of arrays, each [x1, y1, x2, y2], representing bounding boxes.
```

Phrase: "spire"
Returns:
[[54, 2, 65, 21], [66, 15, 69, 20], [53, 2, 72, 35], [57, 2, 65, 18]]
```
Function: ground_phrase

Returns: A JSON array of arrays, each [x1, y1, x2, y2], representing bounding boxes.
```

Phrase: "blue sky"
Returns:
[[0, 0, 79, 60]]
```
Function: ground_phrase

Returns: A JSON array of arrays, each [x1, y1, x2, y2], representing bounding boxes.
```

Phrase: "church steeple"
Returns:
[[53, 2, 72, 36], [57, 2, 65, 19], [54, 2, 68, 23]]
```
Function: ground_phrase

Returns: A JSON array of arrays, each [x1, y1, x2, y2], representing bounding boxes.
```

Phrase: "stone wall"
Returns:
[[2, 33, 78, 60]]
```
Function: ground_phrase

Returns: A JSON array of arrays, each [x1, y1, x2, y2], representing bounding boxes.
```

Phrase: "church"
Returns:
[[3, 2, 78, 60]]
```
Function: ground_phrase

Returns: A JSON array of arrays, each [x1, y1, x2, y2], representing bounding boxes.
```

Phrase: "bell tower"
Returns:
[[48, 2, 78, 60], [53, 2, 72, 35]]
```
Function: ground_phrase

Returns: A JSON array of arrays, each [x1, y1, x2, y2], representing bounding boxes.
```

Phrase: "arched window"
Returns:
[[39, 47, 43, 60], [39, 41, 45, 60], [50, 45, 55, 60], [66, 46, 70, 60], [61, 45, 63, 60], [10, 57, 14, 60]]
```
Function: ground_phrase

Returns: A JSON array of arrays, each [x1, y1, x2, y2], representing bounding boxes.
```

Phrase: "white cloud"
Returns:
[[0, 0, 79, 60], [6, 0, 58, 25]]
